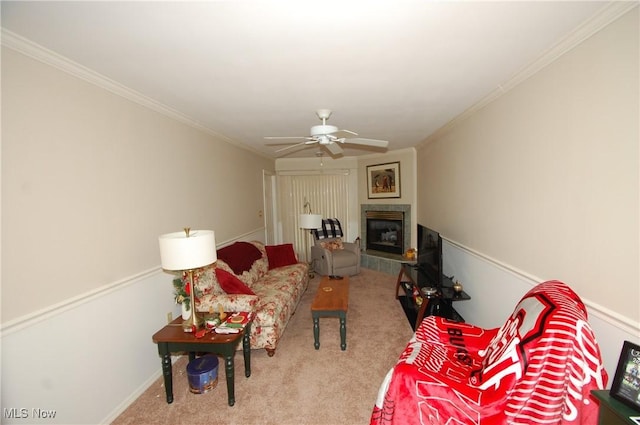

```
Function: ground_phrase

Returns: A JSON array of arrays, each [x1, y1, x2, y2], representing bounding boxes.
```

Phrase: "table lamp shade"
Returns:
[[159, 230, 217, 271], [299, 214, 322, 230]]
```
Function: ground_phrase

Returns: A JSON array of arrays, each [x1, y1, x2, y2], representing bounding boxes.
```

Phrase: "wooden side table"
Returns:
[[152, 316, 252, 406], [591, 390, 639, 425], [311, 276, 349, 351]]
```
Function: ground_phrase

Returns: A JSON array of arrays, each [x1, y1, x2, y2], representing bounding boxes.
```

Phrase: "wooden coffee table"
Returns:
[[311, 276, 349, 350], [152, 316, 252, 406]]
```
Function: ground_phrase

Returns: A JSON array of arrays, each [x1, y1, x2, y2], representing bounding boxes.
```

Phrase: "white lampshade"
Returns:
[[158, 229, 217, 271], [299, 214, 322, 230]]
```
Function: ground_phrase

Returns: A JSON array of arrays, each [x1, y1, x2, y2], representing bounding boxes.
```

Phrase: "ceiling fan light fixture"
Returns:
[[317, 135, 332, 145], [310, 124, 338, 137]]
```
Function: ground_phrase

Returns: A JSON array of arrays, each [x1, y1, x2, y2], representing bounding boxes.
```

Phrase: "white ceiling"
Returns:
[[1, 1, 613, 159]]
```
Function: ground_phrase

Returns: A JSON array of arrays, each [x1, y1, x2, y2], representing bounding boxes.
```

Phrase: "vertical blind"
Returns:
[[277, 173, 350, 261]]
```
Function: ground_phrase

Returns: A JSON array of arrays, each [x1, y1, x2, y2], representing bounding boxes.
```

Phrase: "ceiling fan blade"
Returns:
[[265, 142, 296, 147], [325, 142, 343, 155], [274, 141, 315, 153], [265, 140, 313, 147], [332, 129, 358, 138], [264, 136, 309, 140], [344, 138, 389, 148]]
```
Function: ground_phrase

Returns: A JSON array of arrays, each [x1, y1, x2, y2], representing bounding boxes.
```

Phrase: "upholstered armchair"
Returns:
[[310, 218, 361, 277]]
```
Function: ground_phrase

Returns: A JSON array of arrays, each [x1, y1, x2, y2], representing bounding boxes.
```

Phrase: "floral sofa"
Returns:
[[184, 240, 309, 357]]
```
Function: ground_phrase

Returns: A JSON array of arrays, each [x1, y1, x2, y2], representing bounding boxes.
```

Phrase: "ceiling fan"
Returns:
[[265, 109, 389, 156]]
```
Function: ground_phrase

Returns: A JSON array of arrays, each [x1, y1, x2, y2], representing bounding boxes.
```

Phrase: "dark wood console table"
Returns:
[[395, 262, 470, 330]]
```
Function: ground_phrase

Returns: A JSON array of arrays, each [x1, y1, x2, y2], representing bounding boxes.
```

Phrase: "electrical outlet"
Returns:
[[258, 209, 263, 218], [166, 312, 173, 323]]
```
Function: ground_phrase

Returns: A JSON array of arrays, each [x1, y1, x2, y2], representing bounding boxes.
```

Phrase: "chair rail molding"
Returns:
[[444, 236, 640, 338]]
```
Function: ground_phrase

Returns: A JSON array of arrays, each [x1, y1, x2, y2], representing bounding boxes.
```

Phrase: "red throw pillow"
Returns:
[[265, 243, 298, 270], [214, 268, 255, 295], [216, 242, 262, 275]]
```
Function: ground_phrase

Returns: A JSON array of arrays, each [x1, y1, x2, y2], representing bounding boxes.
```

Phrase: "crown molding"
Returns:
[[419, 1, 639, 148], [0, 28, 273, 160], [2, 2, 635, 158]]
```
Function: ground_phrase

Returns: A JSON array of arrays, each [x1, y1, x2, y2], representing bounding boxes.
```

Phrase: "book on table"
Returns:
[[213, 312, 253, 334], [220, 312, 253, 329]]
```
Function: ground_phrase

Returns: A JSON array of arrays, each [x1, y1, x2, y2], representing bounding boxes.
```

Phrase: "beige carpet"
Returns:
[[112, 268, 414, 425]]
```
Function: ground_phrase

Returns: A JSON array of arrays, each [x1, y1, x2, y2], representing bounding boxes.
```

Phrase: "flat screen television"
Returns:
[[417, 224, 443, 288]]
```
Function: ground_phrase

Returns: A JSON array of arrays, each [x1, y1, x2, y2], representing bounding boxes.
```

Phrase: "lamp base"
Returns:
[[182, 308, 203, 333], [183, 269, 203, 332], [304, 232, 316, 279], [307, 261, 315, 279]]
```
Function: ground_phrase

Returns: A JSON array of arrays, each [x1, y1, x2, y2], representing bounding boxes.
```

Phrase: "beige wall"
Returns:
[[359, 148, 417, 248], [274, 150, 417, 248], [1, 47, 274, 323], [417, 10, 639, 322], [358, 148, 416, 207]]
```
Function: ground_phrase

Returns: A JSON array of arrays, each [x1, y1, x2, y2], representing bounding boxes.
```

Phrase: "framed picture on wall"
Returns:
[[610, 340, 640, 412], [367, 162, 400, 199]]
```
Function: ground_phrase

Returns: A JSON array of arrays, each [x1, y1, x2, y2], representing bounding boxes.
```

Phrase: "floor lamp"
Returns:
[[159, 228, 217, 332], [299, 212, 322, 278]]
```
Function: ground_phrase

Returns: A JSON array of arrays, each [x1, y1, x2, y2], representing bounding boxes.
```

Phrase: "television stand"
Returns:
[[395, 263, 471, 330]]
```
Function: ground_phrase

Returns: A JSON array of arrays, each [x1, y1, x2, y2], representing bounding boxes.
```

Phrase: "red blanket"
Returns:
[[371, 281, 608, 425]]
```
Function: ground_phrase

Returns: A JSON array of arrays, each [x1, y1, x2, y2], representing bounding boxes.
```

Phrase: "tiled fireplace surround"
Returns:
[[360, 204, 411, 276]]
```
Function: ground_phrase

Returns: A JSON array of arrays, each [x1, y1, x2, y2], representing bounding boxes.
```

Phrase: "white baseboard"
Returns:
[[100, 354, 182, 424], [1, 270, 177, 425]]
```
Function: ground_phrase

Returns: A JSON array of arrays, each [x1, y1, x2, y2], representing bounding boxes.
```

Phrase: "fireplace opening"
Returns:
[[366, 211, 404, 255]]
